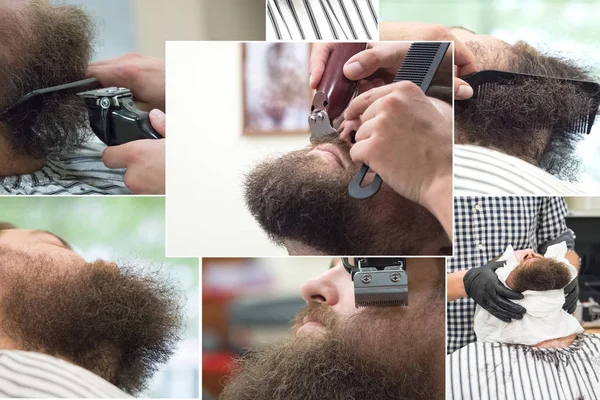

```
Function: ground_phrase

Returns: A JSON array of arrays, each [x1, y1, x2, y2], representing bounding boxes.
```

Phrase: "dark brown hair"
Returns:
[[510, 258, 572, 292]]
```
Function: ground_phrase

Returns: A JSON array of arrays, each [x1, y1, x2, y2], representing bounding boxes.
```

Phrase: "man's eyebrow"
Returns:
[[34, 230, 73, 250]]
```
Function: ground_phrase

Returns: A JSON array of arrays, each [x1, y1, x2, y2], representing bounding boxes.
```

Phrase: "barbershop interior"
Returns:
[[565, 197, 600, 332], [0, 197, 199, 398]]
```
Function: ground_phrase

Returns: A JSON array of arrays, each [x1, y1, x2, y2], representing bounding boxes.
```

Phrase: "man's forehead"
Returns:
[[0, 0, 30, 10]]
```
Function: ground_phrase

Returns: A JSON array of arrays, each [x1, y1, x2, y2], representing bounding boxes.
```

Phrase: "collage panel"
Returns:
[[0, 0, 265, 196], [167, 40, 453, 257], [447, 196, 600, 399], [203, 257, 445, 399], [0, 197, 199, 397], [379, 4, 600, 195], [266, 0, 379, 41]]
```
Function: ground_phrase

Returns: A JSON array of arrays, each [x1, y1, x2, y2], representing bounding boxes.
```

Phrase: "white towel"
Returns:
[[474, 242, 584, 345]]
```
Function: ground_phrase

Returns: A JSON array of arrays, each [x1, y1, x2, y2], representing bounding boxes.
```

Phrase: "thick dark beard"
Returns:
[[0, 1, 95, 160], [511, 259, 572, 292], [0, 248, 184, 395], [456, 41, 598, 182], [243, 137, 447, 255], [220, 302, 445, 400]]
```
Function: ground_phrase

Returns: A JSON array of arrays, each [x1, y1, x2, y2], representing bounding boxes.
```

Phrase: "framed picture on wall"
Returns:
[[242, 42, 311, 135]]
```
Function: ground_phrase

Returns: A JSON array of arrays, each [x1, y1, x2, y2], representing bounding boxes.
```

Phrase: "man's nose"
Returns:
[[300, 272, 340, 306], [523, 250, 542, 260]]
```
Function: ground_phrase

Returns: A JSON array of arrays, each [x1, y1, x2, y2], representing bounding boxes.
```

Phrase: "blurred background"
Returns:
[[51, 0, 265, 59], [563, 197, 600, 330], [0, 197, 199, 398], [167, 42, 312, 256], [202, 258, 330, 399], [381, 0, 600, 189]]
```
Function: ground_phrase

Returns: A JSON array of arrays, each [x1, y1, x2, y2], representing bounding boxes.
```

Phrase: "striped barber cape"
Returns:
[[447, 334, 600, 400], [267, 0, 379, 40], [0, 351, 130, 398]]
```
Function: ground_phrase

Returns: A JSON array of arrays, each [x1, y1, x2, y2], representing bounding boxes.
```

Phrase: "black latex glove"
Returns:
[[538, 229, 576, 254], [464, 261, 527, 323], [563, 278, 579, 314]]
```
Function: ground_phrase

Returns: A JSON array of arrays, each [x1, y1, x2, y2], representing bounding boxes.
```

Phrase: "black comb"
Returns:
[[0, 78, 102, 120], [348, 41, 451, 199], [456, 70, 600, 135]]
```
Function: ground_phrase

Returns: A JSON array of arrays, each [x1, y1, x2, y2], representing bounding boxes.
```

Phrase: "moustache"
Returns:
[[292, 302, 340, 334]]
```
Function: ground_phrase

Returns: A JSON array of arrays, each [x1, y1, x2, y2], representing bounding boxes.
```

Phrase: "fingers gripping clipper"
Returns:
[[77, 87, 161, 146], [308, 42, 384, 200], [342, 258, 408, 308]]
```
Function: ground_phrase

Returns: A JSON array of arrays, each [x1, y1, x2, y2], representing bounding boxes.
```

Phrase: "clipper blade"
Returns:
[[354, 269, 408, 308]]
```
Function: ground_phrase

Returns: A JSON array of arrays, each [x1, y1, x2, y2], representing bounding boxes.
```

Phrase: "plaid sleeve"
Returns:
[[535, 197, 568, 247]]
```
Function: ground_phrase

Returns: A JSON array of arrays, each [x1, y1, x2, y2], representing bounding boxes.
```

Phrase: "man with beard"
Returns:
[[219, 257, 445, 400], [447, 245, 599, 400], [0, 0, 166, 195], [244, 42, 453, 256], [379, 22, 598, 194], [0, 222, 183, 397]]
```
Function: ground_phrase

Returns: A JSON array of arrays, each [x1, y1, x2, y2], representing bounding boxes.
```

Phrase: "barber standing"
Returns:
[[446, 197, 580, 353], [87, 54, 166, 195]]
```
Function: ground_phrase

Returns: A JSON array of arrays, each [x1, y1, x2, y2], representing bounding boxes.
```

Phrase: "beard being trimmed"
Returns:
[[243, 137, 447, 255], [220, 303, 444, 400], [0, 0, 95, 160]]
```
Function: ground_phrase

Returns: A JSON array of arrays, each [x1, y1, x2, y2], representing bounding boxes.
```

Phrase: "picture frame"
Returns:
[[242, 42, 312, 135]]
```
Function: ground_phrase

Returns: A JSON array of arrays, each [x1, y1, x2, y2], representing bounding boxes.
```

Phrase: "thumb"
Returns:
[[102, 144, 130, 169], [149, 109, 166, 137], [455, 77, 473, 100], [343, 45, 404, 81]]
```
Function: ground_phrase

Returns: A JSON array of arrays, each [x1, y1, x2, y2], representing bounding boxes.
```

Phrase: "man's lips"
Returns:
[[309, 143, 350, 169], [296, 316, 326, 337]]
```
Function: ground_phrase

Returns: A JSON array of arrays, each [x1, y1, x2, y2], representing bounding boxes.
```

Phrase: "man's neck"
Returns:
[[533, 333, 577, 349], [0, 132, 44, 176]]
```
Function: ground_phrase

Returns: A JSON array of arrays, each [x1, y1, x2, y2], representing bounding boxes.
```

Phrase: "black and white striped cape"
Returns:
[[0, 351, 130, 398], [266, 0, 379, 40], [447, 334, 600, 400], [0, 139, 129, 195]]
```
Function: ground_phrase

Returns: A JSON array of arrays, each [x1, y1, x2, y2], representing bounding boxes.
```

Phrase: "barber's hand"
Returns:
[[310, 24, 477, 99], [102, 110, 166, 194], [563, 278, 579, 314], [464, 261, 526, 323], [87, 53, 165, 111], [342, 81, 451, 210], [538, 229, 576, 254]]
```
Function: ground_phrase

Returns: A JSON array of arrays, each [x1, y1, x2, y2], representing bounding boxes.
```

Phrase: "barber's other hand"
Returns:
[[102, 109, 166, 195], [87, 53, 165, 111], [310, 23, 477, 99], [464, 261, 526, 323], [563, 278, 579, 314], [342, 81, 451, 211], [538, 229, 576, 254]]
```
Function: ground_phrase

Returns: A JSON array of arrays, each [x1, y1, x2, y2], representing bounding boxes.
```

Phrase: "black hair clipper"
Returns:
[[0, 77, 162, 146], [77, 87, 162, 146], [342, 258, 408, 308]]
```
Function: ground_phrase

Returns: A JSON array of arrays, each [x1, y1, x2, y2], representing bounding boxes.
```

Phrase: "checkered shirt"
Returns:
[[447, 197, 568, 354]]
